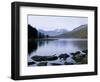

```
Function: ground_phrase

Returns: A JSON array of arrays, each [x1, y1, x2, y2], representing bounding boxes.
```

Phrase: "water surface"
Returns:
[[28, 38, 87, 66]]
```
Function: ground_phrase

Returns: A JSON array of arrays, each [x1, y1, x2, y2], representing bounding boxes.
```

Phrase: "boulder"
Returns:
[[72, 53, 87, 64], [31, 55, 58, 62], [75, 51, 80, 54], [64, 62, 74, 65], [50, 63, 62, 65], [37, 62, 47, 66], [70, 53, 76, 55], [70, 51, 80, 56], [59, 53, 69, 60], [72, 54, 82, 62], [82, 49, 87, 54], [28, 62, 36, 66]]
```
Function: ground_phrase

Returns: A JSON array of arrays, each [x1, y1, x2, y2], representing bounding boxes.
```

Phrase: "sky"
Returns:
[[28, 15, 88, 31]]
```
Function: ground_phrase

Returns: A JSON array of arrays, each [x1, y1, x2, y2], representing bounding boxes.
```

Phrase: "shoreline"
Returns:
[[28, 38, 87, 41]]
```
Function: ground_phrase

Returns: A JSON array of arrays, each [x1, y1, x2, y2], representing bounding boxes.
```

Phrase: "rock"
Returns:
[[81, 55, 87, 64], [73, 54, 82, 63], [72, 53, 87, 64], [82, 49, 87, 54], [50, 63, 62, 65], [75, 51, 80, 54], [31, 55, 58, 62], [28, 62, 36, 66], [59, 53, 69, 60], [70, 50, 88, 64], [81, 53, 87, 57], [70, 51, 80, 56], [70, 53, 76, 55], [64, 62, 74, 65], [37, 62, 47, 66]]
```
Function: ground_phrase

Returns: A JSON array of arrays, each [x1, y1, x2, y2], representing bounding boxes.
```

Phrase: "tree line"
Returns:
[[28, 24, 49, 39]]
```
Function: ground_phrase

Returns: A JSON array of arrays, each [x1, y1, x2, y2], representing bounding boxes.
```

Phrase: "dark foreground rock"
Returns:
[[59, 53, 69, 60], [64, 62, 74, 65], [80, 55, 87, 64], [70, 51, 80, 56], [72, 50, 87, 64], [50, 63, 62, 65], [82, 49, 88, 54], [31, 55, 58, 62], [37, 62, 47, 66], [30, 49, 87, 66], [28, 62, 36, 66]]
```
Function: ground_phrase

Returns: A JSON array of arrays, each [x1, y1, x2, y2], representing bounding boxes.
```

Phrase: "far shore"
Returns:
[[28, 38, 58, 41], [28, 38, 87, 41]]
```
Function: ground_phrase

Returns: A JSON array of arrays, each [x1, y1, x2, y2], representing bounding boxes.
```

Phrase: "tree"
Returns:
[[46, 35, 49, 38], [28, 24, 38, 39], [38, 32, 45, 38]]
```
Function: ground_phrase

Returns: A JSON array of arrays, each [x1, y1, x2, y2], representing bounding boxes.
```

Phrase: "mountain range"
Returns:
[[38, 29, 68, 36], [53, 24, 87, 38]]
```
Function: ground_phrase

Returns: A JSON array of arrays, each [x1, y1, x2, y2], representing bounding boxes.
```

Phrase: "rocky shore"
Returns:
[[28, 49, 87, 66]]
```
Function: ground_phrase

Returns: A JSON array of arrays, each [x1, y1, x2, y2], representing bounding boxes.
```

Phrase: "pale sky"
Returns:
[[28, 15, 88, 31]]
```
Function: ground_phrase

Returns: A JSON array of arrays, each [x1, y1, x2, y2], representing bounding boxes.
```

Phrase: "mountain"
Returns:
[[38, 29, 68, 36], [53, 24, 87, 38]]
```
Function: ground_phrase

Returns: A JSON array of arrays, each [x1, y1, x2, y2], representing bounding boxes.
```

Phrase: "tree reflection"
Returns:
[[28, 40, 38, 54], [28, 39, 54, 55]]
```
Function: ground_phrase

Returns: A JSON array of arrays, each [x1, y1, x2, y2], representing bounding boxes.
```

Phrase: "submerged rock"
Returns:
[[28, 62, 36, 66], [37, 62, 47, 66], [31, 55, 58, 62]]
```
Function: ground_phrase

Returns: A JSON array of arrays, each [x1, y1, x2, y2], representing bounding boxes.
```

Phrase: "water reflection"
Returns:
[[28, 40, 38, 54], [28, 39, 54, 54], [28, 39, 87, 55]]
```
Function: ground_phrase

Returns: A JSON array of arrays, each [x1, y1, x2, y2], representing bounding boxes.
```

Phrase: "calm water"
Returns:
[[28, 38, 87, 66]]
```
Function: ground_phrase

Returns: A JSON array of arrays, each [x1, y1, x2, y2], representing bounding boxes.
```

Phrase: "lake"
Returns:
[[28, 38, 87, 66]]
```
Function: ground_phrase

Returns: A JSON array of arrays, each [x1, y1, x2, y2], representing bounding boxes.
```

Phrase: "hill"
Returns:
[[53, 24, 87, 38]]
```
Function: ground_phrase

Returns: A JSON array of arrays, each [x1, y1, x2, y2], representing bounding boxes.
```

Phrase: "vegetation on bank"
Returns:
[[28, 24, 49, 39]]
